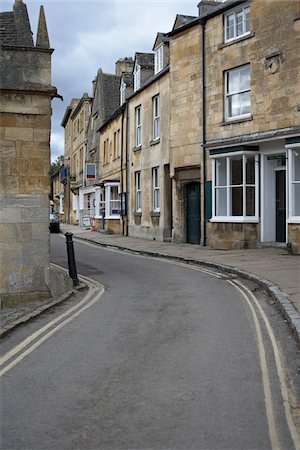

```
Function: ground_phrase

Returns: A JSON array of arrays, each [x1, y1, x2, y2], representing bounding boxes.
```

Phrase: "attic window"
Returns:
[[154, 44, 163, 74], [134, 64, 141, 92], [224, 3, 250, 43]]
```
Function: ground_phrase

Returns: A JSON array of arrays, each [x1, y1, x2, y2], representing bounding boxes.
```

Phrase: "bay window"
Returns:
[[104, 183, 120, 218], [288, 147, 300, 220], [212, 153, 259, 221]]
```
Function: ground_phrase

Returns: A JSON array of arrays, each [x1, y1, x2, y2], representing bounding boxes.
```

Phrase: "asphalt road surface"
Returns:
[[1, 234, 300, 450]]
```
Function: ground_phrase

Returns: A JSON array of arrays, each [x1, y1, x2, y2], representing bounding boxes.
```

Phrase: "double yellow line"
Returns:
[[0, 274, 104, 378]]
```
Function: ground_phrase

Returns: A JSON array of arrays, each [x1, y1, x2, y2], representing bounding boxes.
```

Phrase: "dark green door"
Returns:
[[275, 170, 286, 242], [186, 182, 200, 244]]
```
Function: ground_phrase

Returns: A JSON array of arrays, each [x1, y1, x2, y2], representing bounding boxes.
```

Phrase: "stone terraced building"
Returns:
[[61, 0, 300, 253]]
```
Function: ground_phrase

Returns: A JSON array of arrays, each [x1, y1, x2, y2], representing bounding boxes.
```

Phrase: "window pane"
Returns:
[[226, 14, 235, 40], [294, 152, 300, 181], [245, 7, 250, 32], [246, 157, 255, 184], [227, 69, 239, 94], [240, 65, 250, 91], [231, 187, 243, 215], [246, 186, 255, 215], [293, 183, 300, 216], [216, 158, 227, 186], [240, 92, 251, 115], [216, 187, 227, 216], [236, 10, 243, 36], [231, 158, 242, 185]]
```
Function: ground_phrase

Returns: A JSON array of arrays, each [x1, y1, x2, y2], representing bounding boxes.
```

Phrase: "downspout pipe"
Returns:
[[120, 107, 125, 235], [201, 17, 207, 246], [125, 100, 129, 236]]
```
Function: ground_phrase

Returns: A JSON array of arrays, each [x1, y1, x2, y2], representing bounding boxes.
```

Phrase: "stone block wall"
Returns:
[[207, 222, 258, 250], [288, 223, 300, 255], [0, 93, 52, 307]]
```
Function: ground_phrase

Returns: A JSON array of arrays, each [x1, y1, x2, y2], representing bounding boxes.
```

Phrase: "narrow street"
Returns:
[[1, 235, 300, 450]]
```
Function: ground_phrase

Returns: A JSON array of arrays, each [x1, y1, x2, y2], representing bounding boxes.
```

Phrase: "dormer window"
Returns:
[[224, 4, 250, 42], [134, 64, 141, 92], [120, 78, 126, 105], [154, 44, 163, 74]]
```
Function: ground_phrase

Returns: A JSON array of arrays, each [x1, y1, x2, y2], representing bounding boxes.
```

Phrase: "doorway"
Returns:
[[186, 182, 200, 244], [275, 170, 286, 242]]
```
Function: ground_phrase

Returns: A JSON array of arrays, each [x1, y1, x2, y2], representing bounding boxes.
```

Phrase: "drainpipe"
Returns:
[[83, 138, 87, 188], [125, 100, 130, 236], [120, 107, 125, 235], [201, 18, 207, 246]]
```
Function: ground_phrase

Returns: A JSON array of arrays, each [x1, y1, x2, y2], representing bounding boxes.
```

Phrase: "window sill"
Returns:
[[150, 211, 160, 217], [221, 115, 253, 126], [218, 32, 255, 49], [150, 138, 160, 146], [105, 215, 120, 220], [210, 217, 259, 223], [287, 217, 300, 224], [134, 212, 142, 217], [133, 146, 142, 152]]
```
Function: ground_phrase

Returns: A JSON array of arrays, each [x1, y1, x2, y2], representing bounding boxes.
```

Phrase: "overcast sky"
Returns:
[[1, 0, 198, 162]]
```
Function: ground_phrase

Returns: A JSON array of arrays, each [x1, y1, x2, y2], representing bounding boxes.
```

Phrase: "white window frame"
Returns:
[[211, 152, 259, 222], [135, 105, 142, 148], [287, 144, 300, 223], [152, 167, 160, 212], [104, 182, 120, 219], [224, 4, 250, 43], [225, 64, 251, 121], [120, 78, 126, 105], [153, 95, 160, 141], [154, 44, 163, 74], [135, 171, 142, 212], [134, 63, 141, 92]]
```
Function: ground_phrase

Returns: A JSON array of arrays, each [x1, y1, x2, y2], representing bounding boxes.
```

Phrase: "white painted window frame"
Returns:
[[134, 63, 141, 92], [104, 182, 120, 219], [135, 105, 142, 148], [153, 95, 160, 141], [154, 44, 163, 74], [152, 166, 160, 212], [135, 171, 142, 212], [120, 78, 126, 105], [211, 152, 259, 222], [287, 144, 300, 223], [225, 64, 251, 121], [224, 3, 250, 43]]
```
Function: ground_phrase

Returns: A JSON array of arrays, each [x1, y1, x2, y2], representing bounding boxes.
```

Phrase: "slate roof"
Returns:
[[172, 14, 198, 31], [103, 73, 121, 121], [135, 52, 154, 69], [0, 12, 19, 45], [122, 72, 133, 88], [0, 0, 33, 47]]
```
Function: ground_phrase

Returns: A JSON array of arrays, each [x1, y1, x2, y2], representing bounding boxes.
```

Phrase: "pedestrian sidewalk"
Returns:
[[60, 223, 300, 344]]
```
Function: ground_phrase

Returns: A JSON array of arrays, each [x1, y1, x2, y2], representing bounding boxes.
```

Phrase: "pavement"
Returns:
[[1, 223, 299, 345]]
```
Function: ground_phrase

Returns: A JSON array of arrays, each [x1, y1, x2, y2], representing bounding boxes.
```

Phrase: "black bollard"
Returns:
[[65, 232, 79, 286]]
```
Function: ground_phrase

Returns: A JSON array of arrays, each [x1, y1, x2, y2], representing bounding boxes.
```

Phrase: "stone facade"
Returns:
[[0, 0, 57, 307], [169, 23, 202, 244], [128, 68, 171, 241], [204, 0, 300, 251]]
